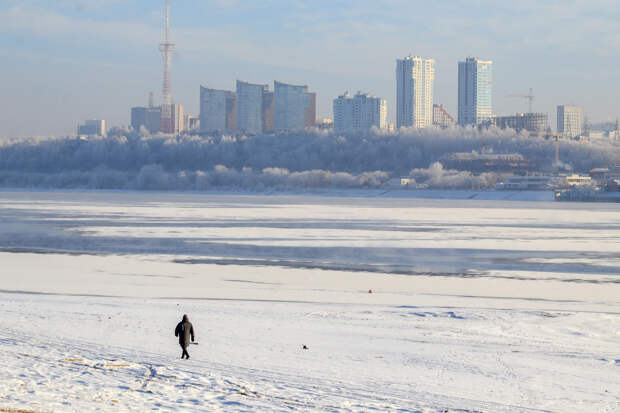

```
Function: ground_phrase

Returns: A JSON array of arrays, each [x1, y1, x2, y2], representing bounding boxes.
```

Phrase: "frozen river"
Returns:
[[0, 190, 618, 412]]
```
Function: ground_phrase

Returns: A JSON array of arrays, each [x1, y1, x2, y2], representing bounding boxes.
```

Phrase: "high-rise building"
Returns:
[[557, 105, 582, 138], [262, 91, 274, 133], [333, 92, 387, 132], [200, 86, 236, 133], [236, 80, 269, 135], [433, 104, 456, 128], [458, 57, 493, 126], [334, 93, 353, 132], [131, 106, 161, 134], [274, 81, 316, 131], [171, 103, 184, 135], [396, 56, 435, 129], [305, 93, 316, 129], [77, 120, 106, 137]]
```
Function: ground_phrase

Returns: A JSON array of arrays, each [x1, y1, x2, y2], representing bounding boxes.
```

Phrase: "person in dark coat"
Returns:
[[174, 314, 195, 359]]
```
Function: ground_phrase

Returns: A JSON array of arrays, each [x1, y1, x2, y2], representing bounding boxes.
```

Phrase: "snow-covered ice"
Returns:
[[0, 190, 618, 412]]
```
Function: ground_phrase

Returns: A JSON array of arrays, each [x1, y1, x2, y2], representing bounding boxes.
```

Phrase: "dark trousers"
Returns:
[[180, 344, 190, 359]]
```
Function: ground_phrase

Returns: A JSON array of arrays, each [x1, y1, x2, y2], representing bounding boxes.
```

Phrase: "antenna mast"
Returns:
[[160, 0, 175, 133]]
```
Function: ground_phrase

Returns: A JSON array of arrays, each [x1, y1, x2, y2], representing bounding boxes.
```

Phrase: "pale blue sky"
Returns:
[[1, 0, 618, 137]]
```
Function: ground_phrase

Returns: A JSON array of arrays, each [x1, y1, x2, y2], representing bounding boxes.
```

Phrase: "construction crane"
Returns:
[[506, 88, 535, 113]]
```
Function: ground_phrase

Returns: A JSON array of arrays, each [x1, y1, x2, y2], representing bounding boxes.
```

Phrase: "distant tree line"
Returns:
[[0, 127, 617, 190]]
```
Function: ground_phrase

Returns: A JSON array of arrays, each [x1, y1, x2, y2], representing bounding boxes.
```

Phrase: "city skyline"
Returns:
[[1, 1, 619, 137]]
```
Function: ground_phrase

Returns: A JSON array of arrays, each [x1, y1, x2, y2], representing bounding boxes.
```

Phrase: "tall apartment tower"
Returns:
[[557, 105, 582, 138], [171, 103, 184, 134], [236, 80, 270, 135], [333, 92, 387, 132], [200, 86, 236, 133], [274, 81, 316, 131], [458, 57, 493, 126], [396, 56, 435, 129], [262, 91, 275, 133]]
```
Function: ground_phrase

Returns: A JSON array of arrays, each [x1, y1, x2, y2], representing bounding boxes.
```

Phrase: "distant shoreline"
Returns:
[[0, 187, 556, 202]]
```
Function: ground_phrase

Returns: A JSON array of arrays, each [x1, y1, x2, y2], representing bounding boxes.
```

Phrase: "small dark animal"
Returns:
[[302, 345, 309, 350]]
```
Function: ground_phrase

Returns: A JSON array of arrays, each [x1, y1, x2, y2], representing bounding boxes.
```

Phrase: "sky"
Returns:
[[1, 0, 619, 137]]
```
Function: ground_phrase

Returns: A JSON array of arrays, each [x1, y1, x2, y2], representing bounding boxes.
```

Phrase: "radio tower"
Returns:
[[159, 0, 175, 134]]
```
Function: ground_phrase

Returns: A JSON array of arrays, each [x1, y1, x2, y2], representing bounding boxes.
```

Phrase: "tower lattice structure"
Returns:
[[159, 0, 175, 134]]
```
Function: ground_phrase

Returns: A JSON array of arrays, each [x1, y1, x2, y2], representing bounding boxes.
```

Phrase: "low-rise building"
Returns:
[[491, 113, 548, 134], [131, 106, 161, 134], [495, 175, 554, 190], [185, 114, 200, 131], [433, 104, 456, 128], [316, 118, 333, 130], [590, 167, 620, 183], [564, 174, 592, 187], [400, 177, 415, 187], [440, 152, 530, 173], [78, 119, 106, 137]]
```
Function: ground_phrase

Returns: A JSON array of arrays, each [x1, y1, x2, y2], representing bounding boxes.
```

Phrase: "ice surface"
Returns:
[[0, 190, 618, 412]]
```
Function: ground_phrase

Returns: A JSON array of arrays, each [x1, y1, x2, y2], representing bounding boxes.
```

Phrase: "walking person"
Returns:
[[174, 314, 195, 359]]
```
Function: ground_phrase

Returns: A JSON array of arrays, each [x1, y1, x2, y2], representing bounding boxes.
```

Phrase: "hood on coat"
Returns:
[[182, 314, 189, 322]]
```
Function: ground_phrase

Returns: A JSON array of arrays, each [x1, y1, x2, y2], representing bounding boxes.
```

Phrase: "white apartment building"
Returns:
[[171, 103, 184, 135], [396, 56, 435, 129], [557, 105, 582, 138], [333, 92, 387, 132], [458, 57, 493, 126]]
